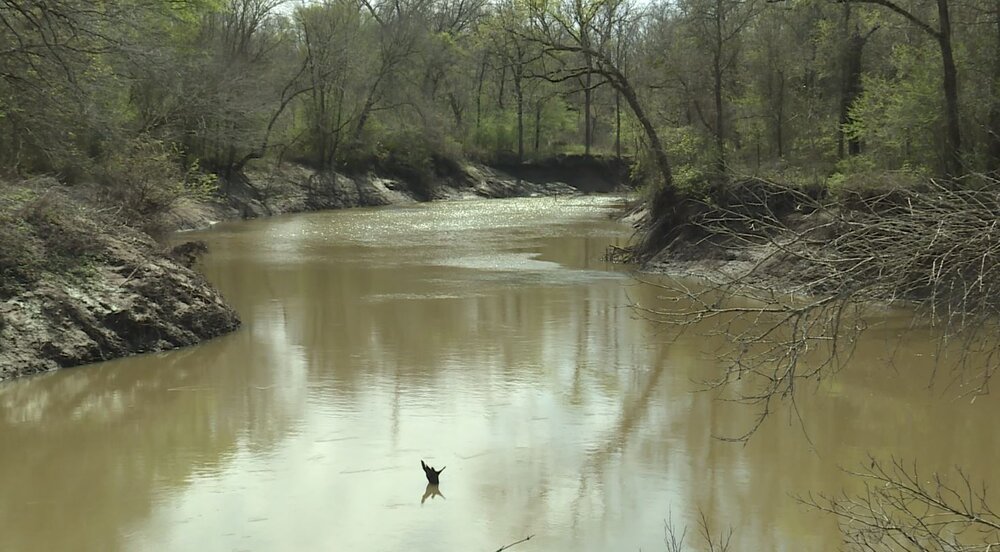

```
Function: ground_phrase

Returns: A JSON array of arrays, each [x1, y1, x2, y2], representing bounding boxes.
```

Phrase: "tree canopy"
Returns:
[[2, 0, 997, 187]]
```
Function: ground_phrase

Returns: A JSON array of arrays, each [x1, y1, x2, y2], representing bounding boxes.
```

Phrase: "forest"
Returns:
[[3, 0, 998, 201]]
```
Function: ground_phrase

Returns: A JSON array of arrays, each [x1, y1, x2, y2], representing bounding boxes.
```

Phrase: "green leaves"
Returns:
[[845, 43, 943, 171]]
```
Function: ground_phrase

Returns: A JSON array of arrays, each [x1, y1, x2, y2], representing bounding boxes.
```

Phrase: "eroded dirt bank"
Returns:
[[165, 159, 619, 231], [0, 184, 240, 381], [1, 157, 631, 382]]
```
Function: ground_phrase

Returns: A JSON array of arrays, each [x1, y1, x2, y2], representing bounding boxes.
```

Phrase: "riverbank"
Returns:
[[626, 173, 1000, 322], [0, 156, 631, 381], [0, 181, 240, 381], [616, 178, 817, 290], [165, 156, 629, 232]]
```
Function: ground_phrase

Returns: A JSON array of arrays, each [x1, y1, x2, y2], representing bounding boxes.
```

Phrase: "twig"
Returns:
[[493, 534, 534, 552], [117, 265, 142, 288]]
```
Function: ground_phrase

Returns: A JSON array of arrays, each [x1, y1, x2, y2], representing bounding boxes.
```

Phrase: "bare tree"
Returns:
[[492, 0, 546, 161], [354, 0, 429, 139], [0, 0, 127, 170], [683, 0, 761, 176], [295, 0, 363, 168]]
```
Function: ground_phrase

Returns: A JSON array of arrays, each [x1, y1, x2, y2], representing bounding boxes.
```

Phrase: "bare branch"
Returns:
[[631, 174, 1000, 441], [493, 534, 534, 552], [833, 0, 940, 39], [801, 456, 1000, 551]]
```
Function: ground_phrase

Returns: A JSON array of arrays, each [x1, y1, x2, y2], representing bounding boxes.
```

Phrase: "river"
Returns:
[[1, 196, 999, 551]]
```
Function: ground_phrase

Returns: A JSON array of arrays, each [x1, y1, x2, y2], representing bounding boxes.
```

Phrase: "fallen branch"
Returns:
[[633, 173, 1000, 441], [493, 534, 534, 552]]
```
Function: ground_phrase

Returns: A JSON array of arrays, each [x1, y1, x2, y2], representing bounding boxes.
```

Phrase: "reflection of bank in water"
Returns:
[[421, 483, 445, 505]]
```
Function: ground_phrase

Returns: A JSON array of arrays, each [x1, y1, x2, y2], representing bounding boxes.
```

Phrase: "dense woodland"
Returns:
[[2, 0, 999, 198]]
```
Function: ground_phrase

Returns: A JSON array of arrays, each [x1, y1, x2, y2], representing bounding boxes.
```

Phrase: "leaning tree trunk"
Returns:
[[602, 64, 679, 252], [614, 76, 672, 194]]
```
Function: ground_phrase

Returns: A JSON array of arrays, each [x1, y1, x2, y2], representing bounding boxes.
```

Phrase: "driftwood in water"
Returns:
[[421, 460, 445, 484]]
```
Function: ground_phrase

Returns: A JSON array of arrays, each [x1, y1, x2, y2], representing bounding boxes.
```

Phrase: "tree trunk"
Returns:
[[354, 74, 384, 140], [712, 0, 726, 176], [989, 9, 1000, 173], [582, 26, 594, 156], [608, 69, 674, 209], [498, 63, 506, 110], [776, 75, 785, 158], [448, 92, 463, 128], [615, 90, 622, 159], [534, 100, 542, 153], [331, 88, 344, 167], [514, 71, 524, 162], [476, 54, 488, 132], [840, 30, 865, 157], [584, 70, 593, 155], [318, 87, 329, 169], [937, 0, 961, 175], [713, 51, 725, 174], [837, 4, 867, 158]]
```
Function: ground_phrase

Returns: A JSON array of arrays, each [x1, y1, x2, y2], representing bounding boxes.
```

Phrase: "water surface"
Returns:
[[1, 196, 998, 551]]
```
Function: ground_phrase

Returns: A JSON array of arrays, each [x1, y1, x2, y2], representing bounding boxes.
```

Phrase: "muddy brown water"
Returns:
[[1, 196, 999, 551]]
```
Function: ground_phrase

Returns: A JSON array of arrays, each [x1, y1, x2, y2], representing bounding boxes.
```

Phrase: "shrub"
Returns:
[[100, 135, 217, 237], [826, 167, 930, 206], [0, 184, 105, 298], [338, 128, 462, 200]]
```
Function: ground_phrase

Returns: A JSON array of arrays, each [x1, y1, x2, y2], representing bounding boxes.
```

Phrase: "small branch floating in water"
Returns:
[[494, 534, 534, 552]]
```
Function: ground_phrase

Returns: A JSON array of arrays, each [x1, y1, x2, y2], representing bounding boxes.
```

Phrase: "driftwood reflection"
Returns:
[[421, 483, 445, 504]]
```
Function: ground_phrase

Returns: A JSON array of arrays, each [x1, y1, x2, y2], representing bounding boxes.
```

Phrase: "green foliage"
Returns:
[[531, 96, 578, 156], [380, 130, 438, 194], [660, 126, 713, 197], [826, 166, 931, 201], [471, 113, 518, 159], [1, 0, 998, 225], [844, 43, 943, 172], [339, 128, 463, 199], [100, 136, 218, 236]]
